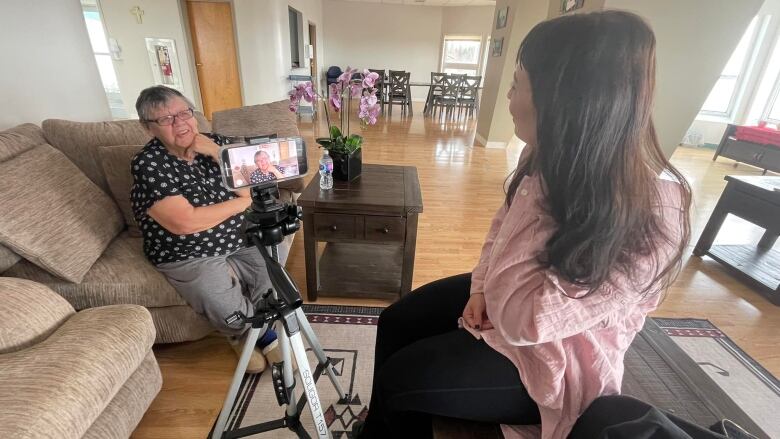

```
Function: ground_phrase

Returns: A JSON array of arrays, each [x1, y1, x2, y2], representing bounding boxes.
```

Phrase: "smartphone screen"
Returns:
[[219, 137, 308, 190]]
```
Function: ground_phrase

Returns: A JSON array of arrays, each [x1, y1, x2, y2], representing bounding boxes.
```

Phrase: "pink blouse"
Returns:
[[467, 174, 685, 439]]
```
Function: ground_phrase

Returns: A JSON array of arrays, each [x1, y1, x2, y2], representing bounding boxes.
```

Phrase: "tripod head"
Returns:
[[242, 182, 305, 312], [244, 184, 303, 247]]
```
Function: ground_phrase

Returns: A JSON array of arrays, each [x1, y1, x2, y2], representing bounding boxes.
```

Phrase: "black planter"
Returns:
[[329, 149, 362, 181]]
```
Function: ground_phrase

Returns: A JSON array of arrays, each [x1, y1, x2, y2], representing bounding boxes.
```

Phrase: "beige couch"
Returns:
[[0, 277, 160, 438], [0, 102, 302, 344]]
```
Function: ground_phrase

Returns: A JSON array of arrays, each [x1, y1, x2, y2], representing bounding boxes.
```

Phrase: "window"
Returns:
[[699, 16, 760, 118], [81, 0, 127, 119], [441, 37, 483, 77], [289, 7, 303, 68]]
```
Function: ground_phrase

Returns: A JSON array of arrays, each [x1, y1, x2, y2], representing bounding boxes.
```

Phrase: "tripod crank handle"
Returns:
[[225, 311, 248, 326]]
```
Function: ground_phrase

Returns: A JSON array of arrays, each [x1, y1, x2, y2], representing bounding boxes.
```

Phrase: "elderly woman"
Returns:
[[130, 85, 278, 373], [249, 150, 286, 184]]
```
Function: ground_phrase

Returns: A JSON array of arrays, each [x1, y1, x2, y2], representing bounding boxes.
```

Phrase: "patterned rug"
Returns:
[[213, 306, 778, 438], [653, 318, 780, 438], [215, 305, 380, 438]]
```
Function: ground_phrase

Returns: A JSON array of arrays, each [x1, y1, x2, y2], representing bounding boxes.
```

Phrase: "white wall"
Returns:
[[0, 0, 111, 130], [234, 0, 325, 105], [100, 0, 198, 119], [441, 5, 494, 38], [323, 0, 445, 101], [605, 0, 763, 156]]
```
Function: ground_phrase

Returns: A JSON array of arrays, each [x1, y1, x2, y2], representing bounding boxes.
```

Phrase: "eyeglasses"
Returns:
[[145, 108, 194, 126]]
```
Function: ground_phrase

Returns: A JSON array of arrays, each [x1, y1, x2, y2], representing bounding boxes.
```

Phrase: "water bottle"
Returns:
[[319, 150, 333, 190]]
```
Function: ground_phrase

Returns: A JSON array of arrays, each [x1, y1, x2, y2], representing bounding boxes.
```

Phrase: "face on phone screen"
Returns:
[[220, 138, 307, 190]]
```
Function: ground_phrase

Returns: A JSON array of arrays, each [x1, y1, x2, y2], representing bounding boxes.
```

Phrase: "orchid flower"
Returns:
[[328, 83, 342, 111], [287, 67, 381, 154], [362, 70, 380, 88], [337, 66, 358, 84]]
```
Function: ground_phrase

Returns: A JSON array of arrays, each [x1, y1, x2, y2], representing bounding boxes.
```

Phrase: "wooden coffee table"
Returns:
[[297, 164, 423, 301], [693, 175, 780, 305]]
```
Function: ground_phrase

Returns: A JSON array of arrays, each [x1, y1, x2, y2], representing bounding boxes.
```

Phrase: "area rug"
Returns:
[[214, 307, 777, 438], [215, 305, 380, 438], [654, 318, 780, 438]]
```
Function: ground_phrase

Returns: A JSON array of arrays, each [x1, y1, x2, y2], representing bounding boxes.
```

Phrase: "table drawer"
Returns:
[[314, 214, 358, 240], [365, 216, 406, 242]]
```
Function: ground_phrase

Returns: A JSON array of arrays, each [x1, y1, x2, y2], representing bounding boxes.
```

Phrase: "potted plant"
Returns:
[[288, 67, 381, 181]]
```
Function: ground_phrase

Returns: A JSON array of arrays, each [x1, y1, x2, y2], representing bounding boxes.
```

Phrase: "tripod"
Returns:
[[211, 184, 348, 439]]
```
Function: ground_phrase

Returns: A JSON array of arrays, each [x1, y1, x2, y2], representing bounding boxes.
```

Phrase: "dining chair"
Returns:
[[425, 72, 447, 116], [388, 70, 413, 115], [458, 75, 482, 118], [431, 74, 462, 120]]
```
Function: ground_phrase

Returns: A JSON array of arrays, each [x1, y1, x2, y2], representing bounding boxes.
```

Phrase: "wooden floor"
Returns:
[[132, 103, 780, 438]]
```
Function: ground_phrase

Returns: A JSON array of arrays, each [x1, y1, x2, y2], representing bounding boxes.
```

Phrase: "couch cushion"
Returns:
[[0, 244, 21, 273], [0, 144, 124, 282], [211, 102, 306, 192], [82, 351, 161, 439], [0, 277, 75, 354], [98, 145, 144, 236], [148, 305, 213, 344], [0, 304, 155, 439], [4, 232, 188, 309], [42, 119, 151, 193], [211, 100, 300, 138], [42, 114, 213, 194], [0, 123, 48, 163]]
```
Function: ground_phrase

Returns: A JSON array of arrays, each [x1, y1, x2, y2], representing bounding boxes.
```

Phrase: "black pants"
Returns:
[[570, 395, 727, 439], [360, 273, 540, 438]]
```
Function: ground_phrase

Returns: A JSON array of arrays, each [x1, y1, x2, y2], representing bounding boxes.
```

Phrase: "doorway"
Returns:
[[308, 23, 318, 84], [186, 1, 242, 120]]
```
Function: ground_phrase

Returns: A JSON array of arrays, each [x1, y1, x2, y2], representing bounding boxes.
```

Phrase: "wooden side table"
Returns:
[[297, 164, 423, 301], [693, 175, 780, 305]]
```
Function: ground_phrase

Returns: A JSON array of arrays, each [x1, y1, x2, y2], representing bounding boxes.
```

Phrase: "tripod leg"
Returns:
[[295, 309, 348, 400], [289, 332, 332, 439], [212, 326, 263, 439], [277, 322, 298, 418]]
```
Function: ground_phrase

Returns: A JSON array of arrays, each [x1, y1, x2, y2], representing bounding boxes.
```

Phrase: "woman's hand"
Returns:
[[270, 166, 285, 179], [462, 293, 494, 330], [186, 134, 220, 161], [234, 188, 251, 198]]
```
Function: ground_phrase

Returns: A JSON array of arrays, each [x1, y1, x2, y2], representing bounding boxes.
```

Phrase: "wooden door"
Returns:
[[187, 1, 242, 120], [309, 23, 318, 81]]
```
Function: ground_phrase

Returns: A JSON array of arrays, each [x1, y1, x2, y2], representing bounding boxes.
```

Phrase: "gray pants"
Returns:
[[157, 246, 273, 335]]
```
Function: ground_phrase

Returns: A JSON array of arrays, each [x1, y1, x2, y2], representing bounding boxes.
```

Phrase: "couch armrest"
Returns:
[[0, 277, 75, 354]]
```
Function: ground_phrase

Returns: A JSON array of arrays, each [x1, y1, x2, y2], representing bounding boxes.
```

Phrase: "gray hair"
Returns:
[[135, 85, 195, 127], [254, 150, 270, 161]]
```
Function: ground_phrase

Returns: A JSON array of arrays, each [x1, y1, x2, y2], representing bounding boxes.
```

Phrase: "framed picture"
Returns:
[[561, 0, 585, 14], [492, 38, 504, 57], [496, 6, 509, 29], [145, 38, 183, 90]]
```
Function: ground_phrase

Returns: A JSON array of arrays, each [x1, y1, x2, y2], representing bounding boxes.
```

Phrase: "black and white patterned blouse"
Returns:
[[130, 134, 247, 265], [249, 166, 287, 185]]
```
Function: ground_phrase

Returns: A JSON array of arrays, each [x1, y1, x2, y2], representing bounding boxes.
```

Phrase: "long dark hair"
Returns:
[[506, 11, 691, 297]]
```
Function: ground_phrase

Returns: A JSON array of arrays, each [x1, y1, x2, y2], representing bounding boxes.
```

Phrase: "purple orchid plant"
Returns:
[[289, 67, 381, 154]]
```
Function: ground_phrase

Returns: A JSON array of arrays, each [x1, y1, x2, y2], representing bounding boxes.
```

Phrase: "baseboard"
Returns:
[[474, 133, 507, 149], [485, 141, 507, 149]]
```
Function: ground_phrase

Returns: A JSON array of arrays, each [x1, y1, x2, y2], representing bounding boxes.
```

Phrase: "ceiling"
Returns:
[[335, 0, 496, 6]]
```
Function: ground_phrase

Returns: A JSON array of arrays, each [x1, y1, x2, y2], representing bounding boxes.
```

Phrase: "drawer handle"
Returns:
[[330, 225, 338, 232], [381, 227, 390, 234]]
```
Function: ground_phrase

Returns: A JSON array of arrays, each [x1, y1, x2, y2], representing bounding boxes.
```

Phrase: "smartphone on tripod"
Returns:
[[219, 137, 308, 190]]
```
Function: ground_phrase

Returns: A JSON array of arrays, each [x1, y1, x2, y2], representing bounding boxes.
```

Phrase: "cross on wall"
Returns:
[[130, 6, 144, 24]]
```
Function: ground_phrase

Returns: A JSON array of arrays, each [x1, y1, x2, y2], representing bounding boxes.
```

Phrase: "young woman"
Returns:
[[356, 11, 691, 439]]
